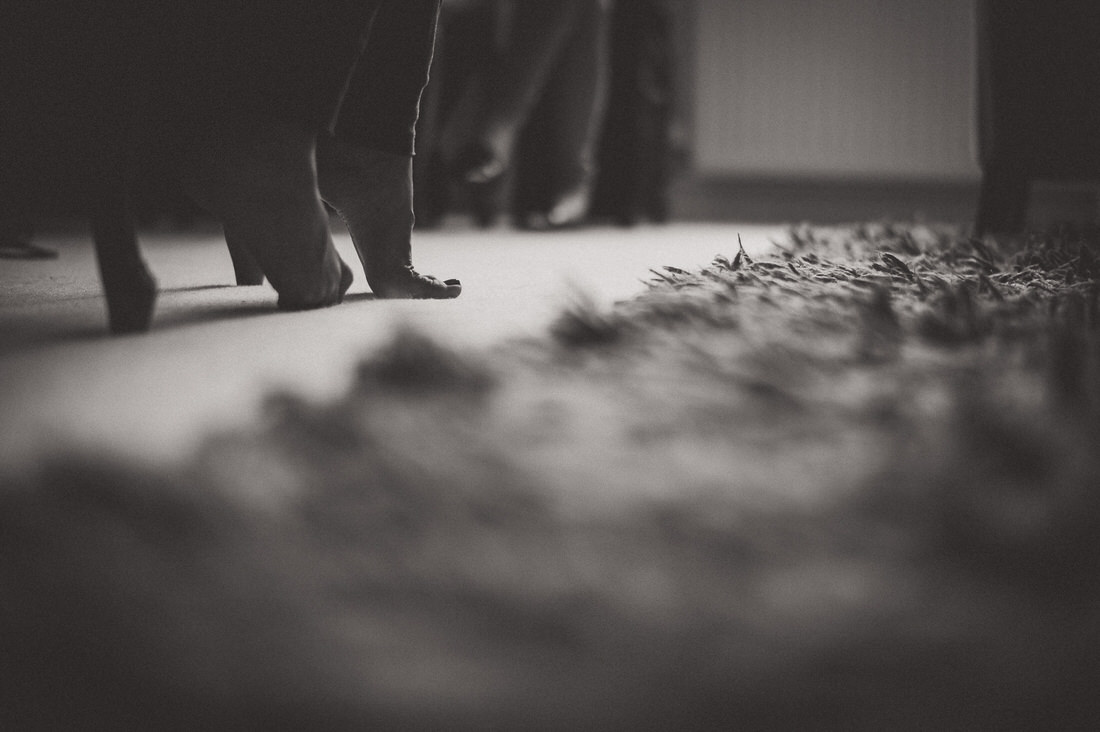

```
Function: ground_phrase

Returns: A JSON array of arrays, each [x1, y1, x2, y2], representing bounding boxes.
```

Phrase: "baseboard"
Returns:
[[670, 174, 1100, 229], [670, 175, 980, 225]]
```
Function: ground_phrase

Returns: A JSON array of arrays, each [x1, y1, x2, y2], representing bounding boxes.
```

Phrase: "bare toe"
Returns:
[[370, 266, 462, 299]]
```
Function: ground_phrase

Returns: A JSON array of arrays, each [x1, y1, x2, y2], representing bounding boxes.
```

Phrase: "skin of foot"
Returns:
[[181, 116, 353, 311], [317, 136, 461, 300]]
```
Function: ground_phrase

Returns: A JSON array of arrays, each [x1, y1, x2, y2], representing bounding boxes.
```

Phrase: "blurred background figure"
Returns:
[[976, 0, 1100, 235], [434, 0, 613, 230], [413, 0, 500, 229], [13, 2, 1077, 241], [588, 0, 677, 227]]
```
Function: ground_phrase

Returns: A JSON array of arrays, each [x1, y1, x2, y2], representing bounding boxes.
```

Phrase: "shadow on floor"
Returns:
[[0, 286, 387, 356]]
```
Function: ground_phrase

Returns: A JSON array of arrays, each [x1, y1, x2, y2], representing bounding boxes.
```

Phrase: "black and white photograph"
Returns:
[[2, 1, 1099, 729]]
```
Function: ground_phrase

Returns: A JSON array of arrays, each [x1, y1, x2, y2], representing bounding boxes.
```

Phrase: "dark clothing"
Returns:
[[168, 2, 373, 135], [413, 2, 501, 225], [590, 0, 676, 225], [976, 0, 1100, 232], [0, 1, 444, 312], [0, 2, 153, 213], [512, 0, 612, 216], [169, 0, 439, 155], [436, 0, 610, 224], [335, 0, 442, 154], [978, 0, 1100, 175], [0, 1, 441, 167]]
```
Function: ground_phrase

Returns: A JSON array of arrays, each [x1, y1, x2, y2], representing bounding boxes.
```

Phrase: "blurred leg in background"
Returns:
[[976, 0, 1100, 235], [590, 0, 676, 227], [413, 0, 499, 229], [443, 0, 612, 229], [512, 0, 612, 230]]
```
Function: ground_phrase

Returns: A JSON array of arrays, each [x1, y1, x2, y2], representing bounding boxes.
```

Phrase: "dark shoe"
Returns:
[[516, 183, 592, 231], [451, 143, 506, 229], [451, 142, 506, 185]]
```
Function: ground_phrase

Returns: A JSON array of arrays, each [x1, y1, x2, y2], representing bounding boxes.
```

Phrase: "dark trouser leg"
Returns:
[[412, 4, 497, 228], [333, 0, 440, 157], [519, 0, 611, 228], [181, 115, 351, 310], [319, 0, 459, 299], [467, 1, 592, 169]]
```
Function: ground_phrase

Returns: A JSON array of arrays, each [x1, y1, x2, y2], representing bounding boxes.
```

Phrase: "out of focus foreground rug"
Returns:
[[3, 223, 1100, 730]]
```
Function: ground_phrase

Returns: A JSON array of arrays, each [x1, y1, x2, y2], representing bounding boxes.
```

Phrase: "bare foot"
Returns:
[[182, 116, 354, 312], [369, 265, 461, 300], [277, 258, 354, 311], [317, 138, 462, 301]]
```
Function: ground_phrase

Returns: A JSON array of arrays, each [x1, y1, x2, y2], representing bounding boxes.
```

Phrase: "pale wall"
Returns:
[[691, 0, 980, 181]]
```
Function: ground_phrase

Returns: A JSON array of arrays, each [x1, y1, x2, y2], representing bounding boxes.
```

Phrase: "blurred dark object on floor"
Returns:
[[0, 215, 56, 259], [976, 0, 1100, 235], [589, 0, 676, 227]]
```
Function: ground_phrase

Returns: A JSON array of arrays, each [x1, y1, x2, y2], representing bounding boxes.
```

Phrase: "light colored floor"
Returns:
[[0, 222, 783, 468]]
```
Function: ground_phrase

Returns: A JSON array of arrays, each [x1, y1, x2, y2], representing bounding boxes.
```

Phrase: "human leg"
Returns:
[[317, 139, 459, 299], [515, 0, 611, 229], [181, 115, 352, 310], [454, 1, 590, 177], [168, 1, 383, 308], [319, 0, 460, 299], [412, 2, 498, 228]]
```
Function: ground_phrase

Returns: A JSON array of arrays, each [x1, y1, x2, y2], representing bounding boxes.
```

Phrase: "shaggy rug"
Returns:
[[3, 223, 1100, 730]]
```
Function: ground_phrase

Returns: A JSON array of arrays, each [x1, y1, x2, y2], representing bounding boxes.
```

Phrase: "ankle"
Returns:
[[316, 137, 416, 274]]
